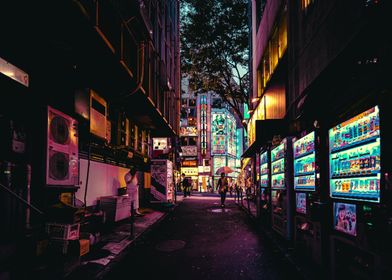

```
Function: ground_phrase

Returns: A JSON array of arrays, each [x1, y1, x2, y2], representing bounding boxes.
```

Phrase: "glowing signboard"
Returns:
[[227, 114, 237, 156], [213, 156, 226, 175], [180, 126, 197, 136], [181, 167, 198, 176], [181, 146, 197, 157], [211, 112, 226, 154], [200, 95, 208, 155], [153, 138, 168, 150]]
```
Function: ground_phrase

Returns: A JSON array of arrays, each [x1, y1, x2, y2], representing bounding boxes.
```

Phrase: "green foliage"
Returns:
[[180, 0, 249, 121]]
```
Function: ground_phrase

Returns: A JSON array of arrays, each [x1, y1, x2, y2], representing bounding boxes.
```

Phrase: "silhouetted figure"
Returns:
[[216, 173, 228, 207]]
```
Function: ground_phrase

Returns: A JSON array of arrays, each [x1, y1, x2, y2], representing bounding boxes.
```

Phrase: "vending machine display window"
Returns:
[[271, 143, 285, 189], [293, 132, 316, 191], [296, 193, 307, 214], [271, 189, 284, 214], [261, 187, 270, 210], [260, 151, 269, 188], [329, 106, 381, 203], [333, 202, 357, 236]]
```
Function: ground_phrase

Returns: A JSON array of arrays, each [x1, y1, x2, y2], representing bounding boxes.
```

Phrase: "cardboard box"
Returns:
[[36, 239, 49, 257], [79, 239, 90, 256]]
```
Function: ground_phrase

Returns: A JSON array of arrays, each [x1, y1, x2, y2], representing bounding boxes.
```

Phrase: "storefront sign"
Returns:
[[181, 167, 198, 176], [180, 126, 197, 136], [199, 95, 208, 155], [181, 146, 197, 156], [198, 166, 211, 173], [211, 111, 226, 155], [182, 160, 197, 167], [213, 156, 226, 175], [227, 115, 236, 156], [0, 57, 29, 87], [153, 138, 168, 150]]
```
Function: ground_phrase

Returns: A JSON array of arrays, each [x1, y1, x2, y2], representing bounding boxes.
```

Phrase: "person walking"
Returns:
[[125, 167, 143, 216], [181, 173, 190, 198], [216, 172, 228, 208]]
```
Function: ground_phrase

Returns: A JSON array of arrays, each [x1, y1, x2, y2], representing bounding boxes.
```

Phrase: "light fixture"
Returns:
[[251, 97, 260, 103]]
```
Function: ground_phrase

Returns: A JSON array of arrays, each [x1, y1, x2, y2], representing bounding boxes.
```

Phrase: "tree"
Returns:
[[180, 0, 249, 121]]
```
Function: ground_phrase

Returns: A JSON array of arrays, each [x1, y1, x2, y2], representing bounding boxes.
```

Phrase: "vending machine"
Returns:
[[259, 147, 271, 225], [150, 159, 174, 203], [293, 130, 329, 267], [329, 105, 392, 278], [271, 137, 294, 240]]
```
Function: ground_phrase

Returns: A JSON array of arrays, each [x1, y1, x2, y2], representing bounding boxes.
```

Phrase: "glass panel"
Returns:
[[329, 106, 381, 202]]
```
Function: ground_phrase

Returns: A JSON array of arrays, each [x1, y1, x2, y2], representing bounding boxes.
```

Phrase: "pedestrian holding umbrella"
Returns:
[[215, 166, 234, 175], [216, 172, 229, 208]]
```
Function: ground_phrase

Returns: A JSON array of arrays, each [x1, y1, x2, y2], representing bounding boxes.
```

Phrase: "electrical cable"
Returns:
[[83, 135, 91, 210], [0, 182, 44, 216]]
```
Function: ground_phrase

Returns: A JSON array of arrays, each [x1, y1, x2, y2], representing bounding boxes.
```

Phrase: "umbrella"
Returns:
[[215, 166, 234, 175]]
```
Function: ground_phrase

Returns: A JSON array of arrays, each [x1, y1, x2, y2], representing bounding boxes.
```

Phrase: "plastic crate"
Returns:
[[45, 223, 80, 240]]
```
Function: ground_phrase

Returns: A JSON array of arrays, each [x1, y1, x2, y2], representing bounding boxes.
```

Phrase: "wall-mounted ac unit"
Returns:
[[46, 106, 78, 186]]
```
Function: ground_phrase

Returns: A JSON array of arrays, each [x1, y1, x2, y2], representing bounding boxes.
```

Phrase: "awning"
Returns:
[[241, 141, 262, 158], [241, 119, 287, 158], [123, 89, 176, 137]]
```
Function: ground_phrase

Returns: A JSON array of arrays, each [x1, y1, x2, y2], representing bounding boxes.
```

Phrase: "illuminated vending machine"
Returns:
[[259, 147, 271, 226], [293, 131, 328, 266], [329, 105, 392, 279], [271, 137, 294, 240]]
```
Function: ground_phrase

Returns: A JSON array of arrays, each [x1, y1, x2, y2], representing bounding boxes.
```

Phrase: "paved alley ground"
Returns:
[[104, 196, 304, 280]]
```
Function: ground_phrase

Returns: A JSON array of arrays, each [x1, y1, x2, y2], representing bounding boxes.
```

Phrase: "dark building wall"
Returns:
[[287, 0, 390, 121], [0, 0, 181, 221]]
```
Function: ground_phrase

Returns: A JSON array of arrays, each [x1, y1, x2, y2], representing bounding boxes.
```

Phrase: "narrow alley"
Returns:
[[104, 196, 304, 280]]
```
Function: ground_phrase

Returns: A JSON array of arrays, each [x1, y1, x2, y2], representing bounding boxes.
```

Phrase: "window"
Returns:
[[188, 108, 196, 118], [301, 0, 314, 11], [263, 54, 270, 88], [181, 107, 187, 118], [188, 117, 197, 126], [257, 11, 287, 96], [278, 13, 287, 57], [188, 137, 197, 146], [270, 28, 279, 71], [189, 99, 196, 107], [181, 137, 187, 146], [181, 98, 187, 106]]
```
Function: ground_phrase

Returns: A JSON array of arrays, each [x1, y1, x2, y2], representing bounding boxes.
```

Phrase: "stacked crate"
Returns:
[[45, 223, 81, 276]]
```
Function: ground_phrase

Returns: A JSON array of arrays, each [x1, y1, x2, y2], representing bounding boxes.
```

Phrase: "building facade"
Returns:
[[248, 0, 392, 278], [0, 0, 180, 275], [179, 77, 199, 189], [180, 77, 243, 191]]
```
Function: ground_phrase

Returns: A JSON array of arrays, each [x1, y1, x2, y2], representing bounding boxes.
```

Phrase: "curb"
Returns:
[[64, 201, 183, 280], [235, 202, 316, 280], [93, 201, 183, 280]]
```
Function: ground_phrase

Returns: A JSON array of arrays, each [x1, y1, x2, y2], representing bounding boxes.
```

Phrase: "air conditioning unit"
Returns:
[[90, 90, 107, 139], [46, 106, 78, 186]]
